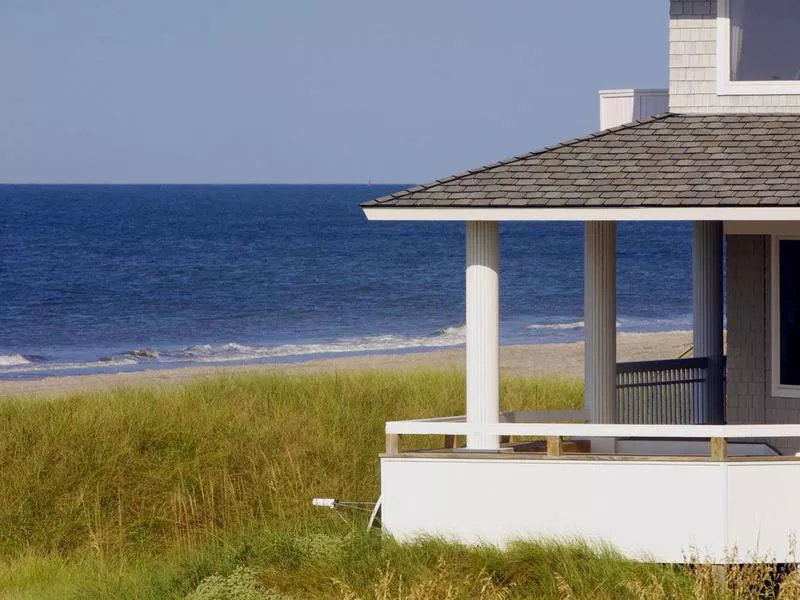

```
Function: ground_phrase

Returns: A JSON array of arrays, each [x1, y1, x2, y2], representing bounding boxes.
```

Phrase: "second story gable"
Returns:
[[670, 0, 800, 113]]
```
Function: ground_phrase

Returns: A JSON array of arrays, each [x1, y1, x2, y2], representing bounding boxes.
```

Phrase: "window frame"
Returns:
[[717, 0, 800, 96], [770, 236, 800, 398]]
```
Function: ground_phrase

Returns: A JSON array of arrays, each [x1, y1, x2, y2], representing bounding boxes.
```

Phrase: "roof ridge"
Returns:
[[366, 113, 677, 206]]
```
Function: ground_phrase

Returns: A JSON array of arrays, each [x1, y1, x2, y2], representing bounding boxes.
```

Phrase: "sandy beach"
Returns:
[[0, 331, 693, 398]]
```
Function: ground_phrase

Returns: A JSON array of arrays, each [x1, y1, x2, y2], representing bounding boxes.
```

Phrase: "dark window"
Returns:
[[730, 0, 800, 82], [779, 240, 800, 385]]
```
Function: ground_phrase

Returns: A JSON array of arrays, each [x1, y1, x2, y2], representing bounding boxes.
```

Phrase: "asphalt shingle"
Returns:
[[362, 113, 800, 209]]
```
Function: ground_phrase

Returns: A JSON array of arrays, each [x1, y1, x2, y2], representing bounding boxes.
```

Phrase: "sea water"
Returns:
[[0, 184, 694, 379]]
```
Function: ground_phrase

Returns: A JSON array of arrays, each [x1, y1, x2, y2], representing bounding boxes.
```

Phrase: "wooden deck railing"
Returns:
[[384, 419, 793, 460], [616, 357, 725, 425]]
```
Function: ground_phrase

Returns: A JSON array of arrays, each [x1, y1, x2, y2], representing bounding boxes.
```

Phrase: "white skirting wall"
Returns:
[[585, 222, 617, 424], [466, 221, 500, 449], [381, 455, 800, 563], [693, 222, 724, 424]]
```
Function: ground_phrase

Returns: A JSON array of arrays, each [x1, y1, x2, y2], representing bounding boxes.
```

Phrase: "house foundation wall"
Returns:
[[381, 456, 800, 563], [669, 0, 800, 113]]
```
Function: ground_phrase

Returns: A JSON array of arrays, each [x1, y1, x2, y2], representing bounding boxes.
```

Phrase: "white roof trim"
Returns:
[[363, 207, 800, 222]]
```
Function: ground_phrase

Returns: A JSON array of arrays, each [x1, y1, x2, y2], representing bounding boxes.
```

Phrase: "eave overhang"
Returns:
[[363, 113, 800, 222]]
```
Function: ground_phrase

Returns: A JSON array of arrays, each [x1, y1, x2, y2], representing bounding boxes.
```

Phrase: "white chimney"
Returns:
[[599, 89, 669, 130]]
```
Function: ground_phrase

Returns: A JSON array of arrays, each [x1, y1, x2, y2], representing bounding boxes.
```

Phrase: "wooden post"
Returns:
[[444, 435, 457, 449], [386, 433, 400, 455], [710, 437, 727, 461], [547, 436, 563, 457]]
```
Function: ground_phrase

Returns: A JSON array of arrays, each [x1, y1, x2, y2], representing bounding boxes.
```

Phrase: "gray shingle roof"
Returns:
[[363, 113, 800, 209]]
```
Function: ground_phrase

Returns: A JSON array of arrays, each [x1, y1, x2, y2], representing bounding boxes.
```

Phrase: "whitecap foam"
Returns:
[[527, 321, 585, 331], [0, 356, 139, 375], [158, 326, 467, 365], [0, 323, 461, 376], [123, 348, 160, 359], [436, 324, 466, 338], [617, 316, 693, 332], [619, 330, 692, 337], [0, 354, 31, 367]]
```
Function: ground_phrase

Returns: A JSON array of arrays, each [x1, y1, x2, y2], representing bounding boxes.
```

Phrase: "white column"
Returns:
[[585, 222, 617, 424], [466, 221, 500, 450], [693, 221, 724, 424]]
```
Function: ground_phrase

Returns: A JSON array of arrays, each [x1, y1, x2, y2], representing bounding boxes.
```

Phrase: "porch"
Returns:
[[440, 218, 727, 450], [362, 113, 800, 563], [373, 218, 750, 562], [381, 418, 796, 564]]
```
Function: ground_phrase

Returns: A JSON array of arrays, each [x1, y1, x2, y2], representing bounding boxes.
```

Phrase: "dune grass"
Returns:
[[0, 370, 580, 557], [0, 370, 792, 599]]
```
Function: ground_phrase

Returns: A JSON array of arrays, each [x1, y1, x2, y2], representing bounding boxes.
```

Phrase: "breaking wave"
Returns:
[[525, 316, 688, 333], [0, 354, 31, 367], [527, 321, 585, 331], [0, 314, 697, 379], [0, 326, 467, 377], [160, 327, 467, 364]]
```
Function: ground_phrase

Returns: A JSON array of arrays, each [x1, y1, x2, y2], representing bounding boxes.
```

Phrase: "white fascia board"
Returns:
[[363, 207, 800, 222]]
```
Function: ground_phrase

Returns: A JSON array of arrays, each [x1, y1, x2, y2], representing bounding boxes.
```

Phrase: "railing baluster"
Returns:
[[640, 368, 646, 425], [664, 368, 670, 424], [617, 374, 630, 423], [651, 368, 656, 425], [624, 370, 630, 424], [664, 369, 669, 424], [680, 368, 687, 424], [636, 369, 642, 424], [615, 357, 713, 426]]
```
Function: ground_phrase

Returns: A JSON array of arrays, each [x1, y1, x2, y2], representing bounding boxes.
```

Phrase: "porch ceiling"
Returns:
[[363, 113, 800, 210]]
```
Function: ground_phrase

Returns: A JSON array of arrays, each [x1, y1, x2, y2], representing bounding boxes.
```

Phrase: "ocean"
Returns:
[[1, 184, 694, 380]]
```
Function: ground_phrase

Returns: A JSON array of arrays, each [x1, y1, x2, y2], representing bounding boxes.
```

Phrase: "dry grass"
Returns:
[[0, 370, 794, 599], [0, 370, 581, 557]]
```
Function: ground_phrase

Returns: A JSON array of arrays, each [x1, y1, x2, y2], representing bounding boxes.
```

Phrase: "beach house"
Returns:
[[362, 0, 800, 563]]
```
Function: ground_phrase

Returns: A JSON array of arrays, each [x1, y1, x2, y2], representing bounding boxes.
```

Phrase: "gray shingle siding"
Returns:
[[365, 114, 800, 209], [727, 234, 800, 454], [726, 235, 768, 425], [670, 0, 800, 113]]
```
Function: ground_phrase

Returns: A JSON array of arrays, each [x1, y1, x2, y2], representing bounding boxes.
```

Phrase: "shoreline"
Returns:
[[0, 331, 693, 398]]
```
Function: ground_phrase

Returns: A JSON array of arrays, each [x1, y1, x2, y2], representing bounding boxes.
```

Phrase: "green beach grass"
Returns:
[[0, 371, 793, 599]]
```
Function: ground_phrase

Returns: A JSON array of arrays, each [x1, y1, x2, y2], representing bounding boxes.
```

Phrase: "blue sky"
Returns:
[[0, 1, 668, 184]]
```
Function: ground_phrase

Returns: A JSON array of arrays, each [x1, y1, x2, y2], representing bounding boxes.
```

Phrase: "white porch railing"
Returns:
[[615, 357, 725, 425], [385, 415, 800, 460]]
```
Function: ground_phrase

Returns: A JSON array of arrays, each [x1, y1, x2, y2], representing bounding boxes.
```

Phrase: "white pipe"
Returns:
[[585, 222, 617, 424], [466, 221, 500, 449]]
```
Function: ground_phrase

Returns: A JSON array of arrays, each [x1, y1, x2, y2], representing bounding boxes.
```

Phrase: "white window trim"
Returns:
[[770, 236, 800, 398], [717, 0, 800, 96]]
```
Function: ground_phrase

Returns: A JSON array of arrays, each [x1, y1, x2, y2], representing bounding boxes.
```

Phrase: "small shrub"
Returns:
[[186, 566, 286, 600]]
